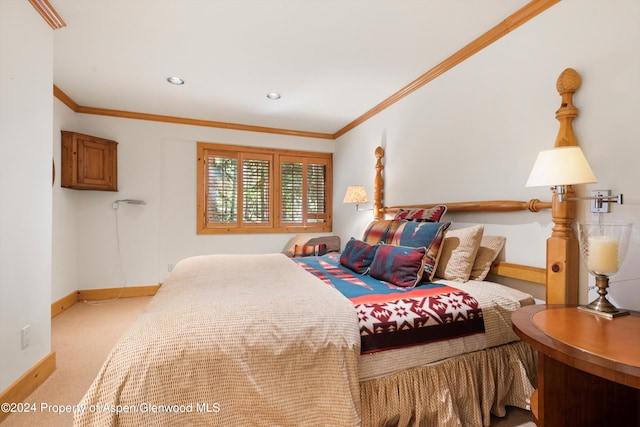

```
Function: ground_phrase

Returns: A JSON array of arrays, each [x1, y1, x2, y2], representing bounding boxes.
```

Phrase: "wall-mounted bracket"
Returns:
[[588, 190, 624, 213], [591, 190, 611, 213], [563, 189, 623, 212]]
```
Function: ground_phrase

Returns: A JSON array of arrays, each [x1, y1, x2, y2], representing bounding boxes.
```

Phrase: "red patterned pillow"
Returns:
[[388, 221, 451, 282], [394, 205, 447, 222], [294, 243, 328, 257], [369, 244, 427, 288]]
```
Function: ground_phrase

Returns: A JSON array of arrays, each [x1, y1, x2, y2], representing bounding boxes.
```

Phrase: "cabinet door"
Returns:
[[76, 135, 116, 189], [61, 131, 118, 191]]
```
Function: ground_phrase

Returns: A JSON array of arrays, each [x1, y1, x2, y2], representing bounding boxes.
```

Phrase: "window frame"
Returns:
[[197, 142, 333, 234]]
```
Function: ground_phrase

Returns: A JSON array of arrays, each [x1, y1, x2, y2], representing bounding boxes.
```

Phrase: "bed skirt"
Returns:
[[359, 340, 537, 427]]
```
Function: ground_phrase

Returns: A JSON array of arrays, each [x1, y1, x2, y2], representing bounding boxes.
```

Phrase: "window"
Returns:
[[197, 142, 332, 234]]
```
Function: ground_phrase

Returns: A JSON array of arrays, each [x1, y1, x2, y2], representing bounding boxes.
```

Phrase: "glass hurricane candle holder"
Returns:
[[577, 222, 632, 318]]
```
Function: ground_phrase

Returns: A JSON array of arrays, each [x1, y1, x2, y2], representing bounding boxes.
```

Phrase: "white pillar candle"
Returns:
[[587, 236, 619, 273]]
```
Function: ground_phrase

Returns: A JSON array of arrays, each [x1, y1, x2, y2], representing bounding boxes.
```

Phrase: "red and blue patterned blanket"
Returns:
[[294, 254, 484, 354]]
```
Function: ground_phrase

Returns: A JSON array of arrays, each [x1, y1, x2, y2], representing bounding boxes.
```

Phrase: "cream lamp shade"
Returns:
[[526, 146, 597, 187], [342, 185, 369, 203], [343, 185, 369, 204], [343, 185, 372, 211]]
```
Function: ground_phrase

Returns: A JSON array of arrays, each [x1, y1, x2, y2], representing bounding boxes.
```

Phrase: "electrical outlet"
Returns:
[[112, 201, 119, 210], [21, 325, 31, 350], [590, 190, 611, 213]]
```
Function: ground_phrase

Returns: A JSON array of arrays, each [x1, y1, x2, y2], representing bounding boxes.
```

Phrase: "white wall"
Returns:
[[51, 110, 335, 294], [0, 1, 53, 391], [52, 102, 79, 300], [334, 0, 640, 307]]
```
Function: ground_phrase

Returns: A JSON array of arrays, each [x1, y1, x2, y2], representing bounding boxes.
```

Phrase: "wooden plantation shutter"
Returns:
[[197, 142, 331, 234], [200, 149, 273, 231], [279, 155, 331, 230], [281, 161, 303, 224], [307, 160, 328, 224], [241, 155, 272, 226], [206, 154, 238, 224]]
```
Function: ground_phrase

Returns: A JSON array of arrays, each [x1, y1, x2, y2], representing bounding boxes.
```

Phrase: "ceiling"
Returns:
[[51, 0, 532, 138]]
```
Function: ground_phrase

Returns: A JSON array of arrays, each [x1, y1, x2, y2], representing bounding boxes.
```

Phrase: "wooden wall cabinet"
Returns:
[[61, 131, 117, 191]]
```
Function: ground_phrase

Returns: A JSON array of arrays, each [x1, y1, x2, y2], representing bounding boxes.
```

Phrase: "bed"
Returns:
[[74, 70, 583, 427], [72, 192, 549, 426], [73, 248, 539, 426]]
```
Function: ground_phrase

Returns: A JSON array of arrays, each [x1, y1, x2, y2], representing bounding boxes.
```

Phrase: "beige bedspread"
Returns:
[[74, 254, 361, 427]]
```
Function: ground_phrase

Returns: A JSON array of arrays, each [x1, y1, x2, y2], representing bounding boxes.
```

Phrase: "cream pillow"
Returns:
[[469, 236, 507, 281], [435, 225, 484, 282]]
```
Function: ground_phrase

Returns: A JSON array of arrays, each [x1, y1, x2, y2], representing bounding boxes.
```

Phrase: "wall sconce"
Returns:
[[112, 199, 146, 210], [343, 185, 371, 211], [526, 146, 623, 210]]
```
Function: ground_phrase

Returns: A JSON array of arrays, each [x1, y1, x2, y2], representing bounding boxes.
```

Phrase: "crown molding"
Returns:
[[333, 0, 560, 139], [53, 86, 334, 139], [28, 0, 66, 30], [53, 85, 78, 111]]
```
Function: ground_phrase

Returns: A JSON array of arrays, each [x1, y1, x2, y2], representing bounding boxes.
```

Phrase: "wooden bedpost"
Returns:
[[374, 146, 385, 220], [546, 69, 581, 305]]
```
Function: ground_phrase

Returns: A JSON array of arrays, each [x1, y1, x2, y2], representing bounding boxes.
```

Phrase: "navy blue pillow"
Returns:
[[340, 237, 379, 274]]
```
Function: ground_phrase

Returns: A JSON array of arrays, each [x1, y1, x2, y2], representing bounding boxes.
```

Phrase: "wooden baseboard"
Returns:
[[51, 291, 79, 318], [0, 351, 56, 423], [51, 284, 161, 318], [77, 284, 161, 301]]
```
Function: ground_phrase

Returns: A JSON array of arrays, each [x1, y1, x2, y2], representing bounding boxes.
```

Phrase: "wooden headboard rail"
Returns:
[[372, 145, 549, 286], [373, 145, 551, 219], [381, 199, 552, 216], [370, 69, 582, 304]]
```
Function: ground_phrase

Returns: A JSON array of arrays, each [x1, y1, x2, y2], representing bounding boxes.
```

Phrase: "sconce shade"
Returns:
[[526, 146, 597, 187], [343, 185, 369, 204]]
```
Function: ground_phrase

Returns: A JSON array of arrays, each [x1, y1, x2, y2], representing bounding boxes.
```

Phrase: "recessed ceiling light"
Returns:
[[266, 92, 281, 100], [167, 76, 184, 85]]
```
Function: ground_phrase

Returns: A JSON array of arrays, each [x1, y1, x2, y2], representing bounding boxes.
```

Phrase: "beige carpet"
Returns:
[[1, 297, 152, 427], [2, 296, 535, 426]]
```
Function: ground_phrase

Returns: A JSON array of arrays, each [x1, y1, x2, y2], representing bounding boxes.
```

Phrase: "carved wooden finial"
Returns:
[[554, 68, 581, 147], [556, 68, 581, 94], [374, 146, 385, 160], [373, 146, 385, 220]]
